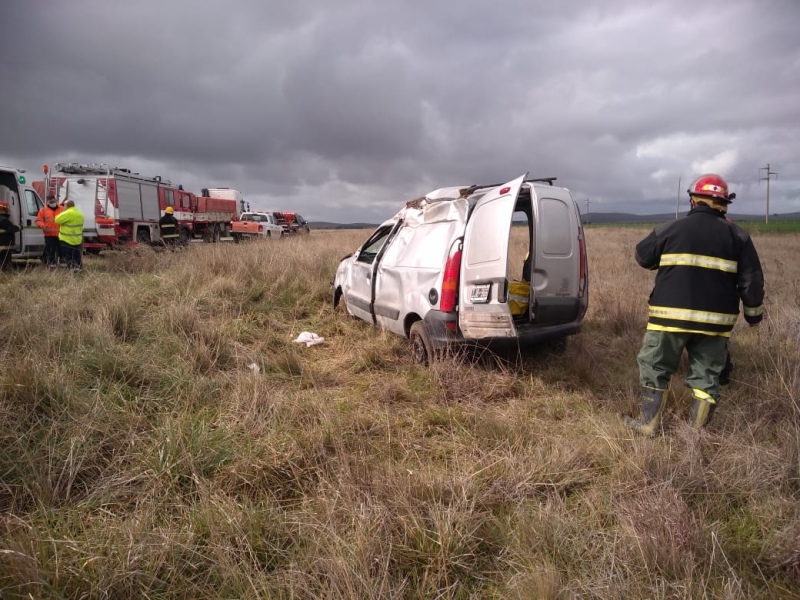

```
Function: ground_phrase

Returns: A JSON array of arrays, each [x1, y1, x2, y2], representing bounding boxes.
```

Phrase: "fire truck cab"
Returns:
[[0, 165, 45, 260]]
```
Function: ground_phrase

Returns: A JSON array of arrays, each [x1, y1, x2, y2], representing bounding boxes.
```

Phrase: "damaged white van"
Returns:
[[332, 173, 589, 363]]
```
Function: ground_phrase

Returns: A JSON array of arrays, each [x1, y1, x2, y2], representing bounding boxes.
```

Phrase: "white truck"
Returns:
[[230, 211, 284, 242], [0, 166, 46, 260]]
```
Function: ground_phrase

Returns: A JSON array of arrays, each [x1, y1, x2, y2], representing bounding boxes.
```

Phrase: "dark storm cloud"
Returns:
[[2, 0, 798, 222]]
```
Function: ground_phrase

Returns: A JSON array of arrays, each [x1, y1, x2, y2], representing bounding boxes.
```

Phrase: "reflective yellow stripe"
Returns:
[[646, 323, 731, 337], [649, 305, 737, 326], [659, 253, 737, 273], [743, 304, 763, 317], [692, 388, 716, 404]]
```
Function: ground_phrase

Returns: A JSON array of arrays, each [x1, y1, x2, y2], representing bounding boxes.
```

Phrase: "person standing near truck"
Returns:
[[159, 206, 180, 248], [35, 194, 63, 268], [54, 199, 84, 272], [625, 173, 764, 434], [0, 201, 21, 272]]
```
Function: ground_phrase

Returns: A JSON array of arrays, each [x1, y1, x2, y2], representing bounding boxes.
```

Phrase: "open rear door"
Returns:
[[530, 186, 582, 325], [459, 174, 526, 339]]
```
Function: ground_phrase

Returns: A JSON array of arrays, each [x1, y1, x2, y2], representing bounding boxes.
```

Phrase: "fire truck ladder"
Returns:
[[55, 163, 171, 185]]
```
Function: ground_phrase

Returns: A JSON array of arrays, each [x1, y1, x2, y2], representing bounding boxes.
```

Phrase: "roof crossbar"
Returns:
[[459, 176, 558, 197]]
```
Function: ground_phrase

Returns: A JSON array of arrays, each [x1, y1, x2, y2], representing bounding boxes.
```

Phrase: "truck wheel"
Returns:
[[179, 228, 190, 245], [212, 224, 221, 243], [266, 231, 271, 239], [410, 321, 435, 366], [136, 229, 151, 245], [232, 233, 241, 244]]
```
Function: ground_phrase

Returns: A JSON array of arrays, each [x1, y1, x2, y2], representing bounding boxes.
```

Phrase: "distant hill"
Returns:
[[311, 212, 800, 229], [309, 222, 379, 230], [585, 212, 800, 224]]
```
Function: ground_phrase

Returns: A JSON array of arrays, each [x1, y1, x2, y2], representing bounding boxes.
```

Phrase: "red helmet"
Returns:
[[688, 174, 731, 202]]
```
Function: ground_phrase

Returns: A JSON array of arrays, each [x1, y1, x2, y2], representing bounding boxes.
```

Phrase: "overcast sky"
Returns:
[[2, 0, 799, 222]]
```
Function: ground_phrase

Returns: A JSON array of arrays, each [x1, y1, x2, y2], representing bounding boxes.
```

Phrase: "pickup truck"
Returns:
[[274, 211, 311, 235], [230, 212, 284, 242]]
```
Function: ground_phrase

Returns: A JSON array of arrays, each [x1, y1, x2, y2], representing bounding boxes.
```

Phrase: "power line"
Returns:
[[758, 163, 778, 224]]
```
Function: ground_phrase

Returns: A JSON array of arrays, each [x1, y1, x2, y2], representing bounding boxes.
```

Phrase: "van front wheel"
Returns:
[[410, 321, 435, 366]]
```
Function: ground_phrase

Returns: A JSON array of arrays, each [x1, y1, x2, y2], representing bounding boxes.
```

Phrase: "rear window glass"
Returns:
[[540, 198, 572, 256]]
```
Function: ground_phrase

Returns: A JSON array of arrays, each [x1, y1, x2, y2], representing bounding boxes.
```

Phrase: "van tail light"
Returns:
[[440, 240, 462, 312], [258, 224, 263, 232], [578, 227, 587, 298]]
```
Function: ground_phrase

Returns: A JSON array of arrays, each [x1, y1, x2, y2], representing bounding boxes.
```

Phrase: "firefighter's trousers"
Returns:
[[637, 330, 729, 400]]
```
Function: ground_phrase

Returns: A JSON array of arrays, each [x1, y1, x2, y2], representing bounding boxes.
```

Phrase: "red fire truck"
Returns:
[[37, 163, 240, 250]]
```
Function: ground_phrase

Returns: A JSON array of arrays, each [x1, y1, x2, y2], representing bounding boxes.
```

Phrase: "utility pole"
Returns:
[[584, 198, 590, 224], [675, 176, 682, 219], [759, 163, 778, 224]]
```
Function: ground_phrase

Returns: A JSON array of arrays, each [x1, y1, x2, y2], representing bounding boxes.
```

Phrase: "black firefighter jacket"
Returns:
[[635, 204, 764, 336]]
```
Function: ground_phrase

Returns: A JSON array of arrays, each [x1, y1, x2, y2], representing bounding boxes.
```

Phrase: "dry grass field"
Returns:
[[0, 227, 798, 599]]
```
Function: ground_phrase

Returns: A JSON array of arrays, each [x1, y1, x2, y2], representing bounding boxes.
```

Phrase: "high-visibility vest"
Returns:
[[35, 205, 63, 237], [54, 207, 85, 247]]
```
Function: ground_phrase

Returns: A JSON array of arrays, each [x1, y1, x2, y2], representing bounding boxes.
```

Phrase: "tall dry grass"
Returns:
[[0, 228, 798, 599]]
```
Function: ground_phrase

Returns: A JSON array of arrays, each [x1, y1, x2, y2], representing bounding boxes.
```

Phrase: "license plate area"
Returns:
[[470, 283, 491, 304]]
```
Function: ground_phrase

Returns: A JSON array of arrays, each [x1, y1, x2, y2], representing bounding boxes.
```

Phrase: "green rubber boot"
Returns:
[[624, 387, 667, 436], [690, 389, 718, 429]]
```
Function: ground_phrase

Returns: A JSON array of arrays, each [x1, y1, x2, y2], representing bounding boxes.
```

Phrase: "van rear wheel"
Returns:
[[410, 321, 435, 366]]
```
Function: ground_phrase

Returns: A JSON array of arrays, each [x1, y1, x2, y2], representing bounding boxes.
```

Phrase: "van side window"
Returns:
[[357, 226, 392, 264], [25, 190, 43, 216]]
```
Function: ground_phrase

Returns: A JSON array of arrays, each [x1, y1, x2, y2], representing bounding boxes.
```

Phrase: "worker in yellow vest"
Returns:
[[54, 199, 85, 272]]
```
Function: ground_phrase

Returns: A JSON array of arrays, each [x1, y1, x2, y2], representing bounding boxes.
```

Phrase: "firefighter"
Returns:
[[159, 206, 180, 248], [54, 199, 85, 272], [0, 201, 21, 272], [35, 194, 64, 268], [625, 173, 764, 435]]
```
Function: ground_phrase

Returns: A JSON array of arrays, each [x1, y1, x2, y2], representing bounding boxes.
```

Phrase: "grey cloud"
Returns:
[[2, 0, 798, 222]]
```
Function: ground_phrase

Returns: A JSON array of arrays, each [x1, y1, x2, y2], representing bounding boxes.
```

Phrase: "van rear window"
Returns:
[[540, 198, 572, 256]]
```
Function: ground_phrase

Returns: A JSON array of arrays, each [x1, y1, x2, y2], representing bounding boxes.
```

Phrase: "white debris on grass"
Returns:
[[293, 332, 325, 347]]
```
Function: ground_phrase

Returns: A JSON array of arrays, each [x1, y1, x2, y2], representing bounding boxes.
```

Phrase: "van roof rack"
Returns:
[[459, 176, 557, 197], [526, 177, 557, 185]]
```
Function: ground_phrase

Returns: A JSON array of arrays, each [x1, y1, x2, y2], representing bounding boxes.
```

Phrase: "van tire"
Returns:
[[333, 287, 347, 314], [410, 321, 435, 366]]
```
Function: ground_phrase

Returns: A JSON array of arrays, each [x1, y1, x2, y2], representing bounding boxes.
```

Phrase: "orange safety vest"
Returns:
[[35, 205, 64, 237]]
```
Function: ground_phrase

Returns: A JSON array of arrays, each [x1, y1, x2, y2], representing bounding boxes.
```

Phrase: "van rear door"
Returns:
[[530, 186, 583, 325], [459, 174, 526, 339]]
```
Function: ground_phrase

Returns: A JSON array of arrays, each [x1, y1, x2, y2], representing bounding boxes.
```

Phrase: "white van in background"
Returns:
[[0, 166, 45, 260], [333, 173, 589, 364]]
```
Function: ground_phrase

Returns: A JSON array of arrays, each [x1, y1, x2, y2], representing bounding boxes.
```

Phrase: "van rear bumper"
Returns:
[[423, 309, 582, 349], [423, 310, 462, 348]]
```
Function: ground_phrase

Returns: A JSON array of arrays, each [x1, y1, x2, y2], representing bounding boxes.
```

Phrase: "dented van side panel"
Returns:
[[374, 219, 463, 336]]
